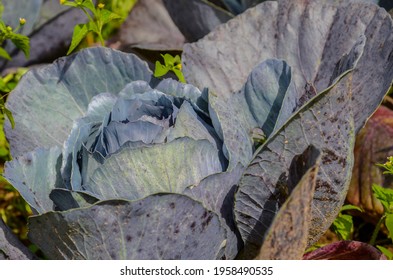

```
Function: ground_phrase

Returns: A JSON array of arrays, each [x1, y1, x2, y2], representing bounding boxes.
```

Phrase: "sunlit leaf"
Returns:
[[5, 47, 153, 158], [0, 47, 11, 60], [66, 23, 90, 55], [29, 194, 227, 259]]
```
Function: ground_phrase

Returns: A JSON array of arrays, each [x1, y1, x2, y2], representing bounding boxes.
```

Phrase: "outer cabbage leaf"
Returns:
[[83, 138, 223, 200], [183, 164, 245, 259], [207, 59, 295, 168], [255, 146, 320, 260], [0, 219, 36, 260], [3, 147, 63, 214], [28, 194, 227, 259], [118, 0, 185, 50], [235, 77, 355, 253], [182, 0, 393, 133], [184, 2, 368, 169], [5, 47, 153, 157]]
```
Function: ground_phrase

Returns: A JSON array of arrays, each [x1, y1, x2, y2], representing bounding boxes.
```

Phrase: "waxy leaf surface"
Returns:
[[5, 47, 153, 157], [235, 78, 355, 251], [256, 147, 320, 260], [182, 0, 393, 132], [84, 138, 223, 200], [3, 147, 63, 214], [29, 194, 226, 259]]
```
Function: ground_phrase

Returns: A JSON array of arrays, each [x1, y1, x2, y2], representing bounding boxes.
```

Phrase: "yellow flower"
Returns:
[[98, 3, 105, 9], [19, 18, 26, 25], [60, 0, 66, 4]]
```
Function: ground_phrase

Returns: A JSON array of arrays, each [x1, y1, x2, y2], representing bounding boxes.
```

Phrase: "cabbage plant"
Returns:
[[1, 0, 393, 260]]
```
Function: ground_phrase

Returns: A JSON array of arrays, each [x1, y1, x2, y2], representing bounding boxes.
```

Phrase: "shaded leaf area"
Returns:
[[184, 164, 244, 259], [49, 188, 98, 212], [235, 78, 355, 254], [183, 0, 367, 172], [118, 0, 185, 51], [5, 47, 153, 158], [347, 106, 393, 217], [163, 0, 234, 42], [0, 218, 36, 260], [162, 0, 269, 42], [244, 59, 295, 137], [303, 241, 386, 260], [207, 59, 296, 169], [182, 0, 393, 133], [255, 146, 320, 260], [3, 147, 63, 214], [60, 92, 117, 190], [357, 0, 393, 11], [28, 194, 226, 260], [83, 138, 223, 201], [221, 0, 267, 14]]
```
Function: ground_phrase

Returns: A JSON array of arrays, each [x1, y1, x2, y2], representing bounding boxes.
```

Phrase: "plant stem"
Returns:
[[370, 214, 386, 246], [80, 7, 95, 24], [97, 31, 105, 46]]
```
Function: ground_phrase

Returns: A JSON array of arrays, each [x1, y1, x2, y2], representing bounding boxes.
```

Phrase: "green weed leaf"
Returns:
[[386, 213, 393, 241], [173, 68, 186, 83], [0, 98, 15, 129], [340, 205, 363, 212], [0, 78, 7, 91], [81, 0, 96, 12], [173, 54, 181, 65], [154, 54, 185, 83], [162, 53, 174, 66], [0, 47, 11, 60], [376, 156, 393, 175], [99, 9, 122, 25], [372, 184, 393, 213], [0, 2, 4, 18], [332, 214, 353, 240], [9, 33, 30, 59], [3, 107, 15, 129], [67, 23, 90, 55], [154, 61, 169, 77], [377, 245, 393, 260], [61, 1, 80, 8]]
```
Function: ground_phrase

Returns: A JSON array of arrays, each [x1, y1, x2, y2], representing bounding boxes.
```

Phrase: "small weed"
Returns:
[[154, 53, 185, 83]]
